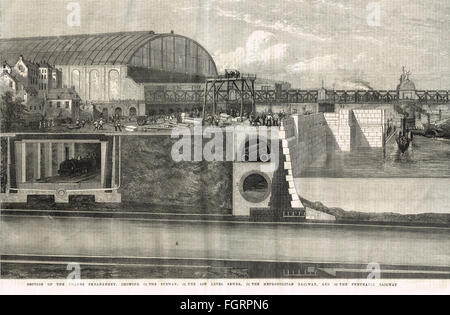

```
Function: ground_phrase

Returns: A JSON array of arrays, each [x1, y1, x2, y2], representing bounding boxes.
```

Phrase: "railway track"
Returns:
[[0, 208, 236, 222]]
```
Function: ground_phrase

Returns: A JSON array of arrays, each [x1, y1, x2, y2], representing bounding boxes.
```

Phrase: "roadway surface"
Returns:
[[1, 215, 449, 268]]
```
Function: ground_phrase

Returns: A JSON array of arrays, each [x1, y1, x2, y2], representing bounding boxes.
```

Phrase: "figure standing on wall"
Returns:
[[400, 66, 412, 83], [405, 70, 411, 81]]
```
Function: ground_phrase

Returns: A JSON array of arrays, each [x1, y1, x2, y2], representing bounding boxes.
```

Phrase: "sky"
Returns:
[[1, 0, 449, 89]]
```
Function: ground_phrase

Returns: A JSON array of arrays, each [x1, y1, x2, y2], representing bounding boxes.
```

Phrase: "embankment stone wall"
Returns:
[[324, 110, 354, 152], [285, 109, 388, 177], [283, 114, 328, 177], [353, 109, 386, 148]]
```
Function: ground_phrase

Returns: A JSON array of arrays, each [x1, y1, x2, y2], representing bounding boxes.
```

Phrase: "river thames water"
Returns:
[[301, 136, 450, 178]]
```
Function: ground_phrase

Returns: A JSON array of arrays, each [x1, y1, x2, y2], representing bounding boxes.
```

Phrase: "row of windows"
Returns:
[[26, 103, 72, 110], [39, 83, 47, 90], [28, 68, 38, 76], [48, 101, 70, 108]]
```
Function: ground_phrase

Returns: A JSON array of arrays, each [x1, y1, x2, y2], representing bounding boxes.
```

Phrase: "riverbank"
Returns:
[[300, 197, 450, 227]]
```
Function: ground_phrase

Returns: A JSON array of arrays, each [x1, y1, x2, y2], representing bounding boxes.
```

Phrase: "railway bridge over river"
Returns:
[[146, 88, 450, 106]]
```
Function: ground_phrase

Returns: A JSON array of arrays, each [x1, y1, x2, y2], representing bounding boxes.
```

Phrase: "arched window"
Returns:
[[114, 107, 123, 117], [89, 70, 100, 100], [108, 70, 120, 100], [72, 70, 80, 91], [101, 108, 109, 119]]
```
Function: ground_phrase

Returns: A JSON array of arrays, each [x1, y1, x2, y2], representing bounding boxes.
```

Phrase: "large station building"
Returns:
[[0, 31, 218, 118]]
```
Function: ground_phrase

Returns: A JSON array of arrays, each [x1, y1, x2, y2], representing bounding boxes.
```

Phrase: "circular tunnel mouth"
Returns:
[[240, 172, 271, 203]]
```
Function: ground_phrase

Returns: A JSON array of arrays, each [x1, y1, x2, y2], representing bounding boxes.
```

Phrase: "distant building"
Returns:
[[22, 86, 41, 114], [0, 31, 218, 117], [0, 70, 18, 94], [1, 57, 40, 105], [37, 61, 62, 97], [255, 78, 291, 91], [45, 88, 81, 121], [0, 57, 68, 120], [0, 63, 41, 113], [2, 61, 12, 74], [13, 55, 39, 91], [397, 67, 417, 100]]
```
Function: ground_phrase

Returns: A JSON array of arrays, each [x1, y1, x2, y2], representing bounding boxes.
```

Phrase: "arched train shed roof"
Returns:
[[0, 31, 218, 73]]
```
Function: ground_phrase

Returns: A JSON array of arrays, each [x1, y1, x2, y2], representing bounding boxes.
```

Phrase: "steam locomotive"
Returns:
[[58, 156, 98, 177]]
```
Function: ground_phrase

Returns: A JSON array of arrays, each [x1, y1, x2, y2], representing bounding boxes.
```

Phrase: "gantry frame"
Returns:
[[202, 74, 257, 119]]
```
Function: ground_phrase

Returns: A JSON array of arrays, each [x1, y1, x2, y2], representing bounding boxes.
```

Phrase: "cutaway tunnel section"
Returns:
[[0, 134, 121, 203], [31, 143, 101, 185]]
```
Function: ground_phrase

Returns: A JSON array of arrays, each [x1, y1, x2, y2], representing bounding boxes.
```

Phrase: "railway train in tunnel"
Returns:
[[58, 154, 99, 177]]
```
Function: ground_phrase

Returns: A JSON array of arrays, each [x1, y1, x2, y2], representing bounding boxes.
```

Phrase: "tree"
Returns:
[[0, 91, 26, 132]]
